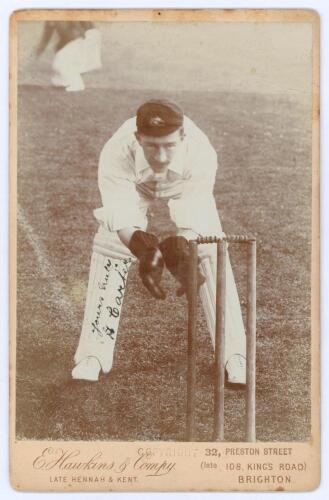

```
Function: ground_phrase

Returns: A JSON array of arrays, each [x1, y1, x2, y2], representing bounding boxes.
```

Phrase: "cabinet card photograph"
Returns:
[[10, 8, 320, 492]]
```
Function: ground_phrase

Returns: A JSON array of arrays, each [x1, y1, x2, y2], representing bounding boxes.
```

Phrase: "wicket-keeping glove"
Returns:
[[129, 230, 166, 300], [159, 236, 205, 297]]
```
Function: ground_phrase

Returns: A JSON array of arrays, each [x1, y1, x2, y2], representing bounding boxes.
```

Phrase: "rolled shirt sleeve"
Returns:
[[95, 137, 147, 231], [169, 136, 223, 235]]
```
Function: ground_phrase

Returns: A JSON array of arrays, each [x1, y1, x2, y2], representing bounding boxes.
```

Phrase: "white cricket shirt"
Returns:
[[94, 116, 223, 235]]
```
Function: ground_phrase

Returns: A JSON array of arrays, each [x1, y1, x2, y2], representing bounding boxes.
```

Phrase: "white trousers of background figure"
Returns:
[[74, 226, 246, 373], [52, 28, 102, 89]]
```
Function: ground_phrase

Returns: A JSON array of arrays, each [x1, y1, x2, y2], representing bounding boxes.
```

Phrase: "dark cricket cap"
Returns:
[[136, 99, 184, 137]]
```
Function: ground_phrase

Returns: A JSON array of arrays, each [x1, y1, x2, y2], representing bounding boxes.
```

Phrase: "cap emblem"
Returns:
[[149, 116, 165, 127]]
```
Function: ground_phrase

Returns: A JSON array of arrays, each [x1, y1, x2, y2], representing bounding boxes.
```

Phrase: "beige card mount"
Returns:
[[10, 8, 320, 492]]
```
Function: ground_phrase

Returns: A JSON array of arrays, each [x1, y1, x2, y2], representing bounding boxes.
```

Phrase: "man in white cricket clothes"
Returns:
[[36, 21, 102, 92], [72, 99, 246, 385]]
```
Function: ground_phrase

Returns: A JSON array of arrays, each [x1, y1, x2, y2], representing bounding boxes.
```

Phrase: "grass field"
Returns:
[[16, 85, 312, 442]]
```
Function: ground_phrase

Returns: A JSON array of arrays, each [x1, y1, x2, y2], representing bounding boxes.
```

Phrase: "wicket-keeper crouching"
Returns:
[[72, 99, 246, 384]]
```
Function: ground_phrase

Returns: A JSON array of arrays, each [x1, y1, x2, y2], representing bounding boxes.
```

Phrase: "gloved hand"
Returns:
[[159, 236, 205, 297], [129, 230, 166, 300]]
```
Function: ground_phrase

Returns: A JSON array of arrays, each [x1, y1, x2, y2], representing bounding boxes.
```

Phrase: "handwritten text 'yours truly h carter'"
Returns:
[[91, 258, 130, 340]]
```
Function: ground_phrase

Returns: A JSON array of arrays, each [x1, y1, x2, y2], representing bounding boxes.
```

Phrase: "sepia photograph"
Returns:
[[9, 8, 320, 492]]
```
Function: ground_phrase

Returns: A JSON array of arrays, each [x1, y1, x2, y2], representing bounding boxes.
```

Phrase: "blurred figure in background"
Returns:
[[36, 21, 102, 92]]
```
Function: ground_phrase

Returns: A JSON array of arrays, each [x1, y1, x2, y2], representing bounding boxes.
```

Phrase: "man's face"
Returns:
[[135, 128, 184, 173]]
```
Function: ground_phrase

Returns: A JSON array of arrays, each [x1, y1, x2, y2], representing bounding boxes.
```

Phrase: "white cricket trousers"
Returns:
[[52, 29, 102, 89], [74, 227, 246, 372]]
